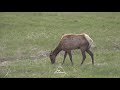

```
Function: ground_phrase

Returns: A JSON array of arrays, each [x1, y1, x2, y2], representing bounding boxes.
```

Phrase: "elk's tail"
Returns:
[[84, 34, 94, 48]]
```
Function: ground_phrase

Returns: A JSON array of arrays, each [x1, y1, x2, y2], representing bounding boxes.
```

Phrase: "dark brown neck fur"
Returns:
[[53, 44, 62, 56]]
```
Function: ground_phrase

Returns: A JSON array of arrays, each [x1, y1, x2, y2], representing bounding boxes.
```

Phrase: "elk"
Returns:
[[49, 33, 94, 65]]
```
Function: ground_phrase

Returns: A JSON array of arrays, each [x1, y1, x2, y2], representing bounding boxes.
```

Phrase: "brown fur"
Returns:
[[49, 33, 94, 65]]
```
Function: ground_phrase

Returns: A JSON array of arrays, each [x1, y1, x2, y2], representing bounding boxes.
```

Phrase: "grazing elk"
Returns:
[[49, 33, 94, 65]]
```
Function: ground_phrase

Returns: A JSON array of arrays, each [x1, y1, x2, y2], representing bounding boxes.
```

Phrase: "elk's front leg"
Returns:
[[68, 51, 73, 65], [62, 51, 67, 65]]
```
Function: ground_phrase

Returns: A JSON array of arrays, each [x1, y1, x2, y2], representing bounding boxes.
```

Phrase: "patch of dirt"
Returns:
[[0, 57, 16, 62], [0, 61, 10, 66], [0, 50, 50, 63]]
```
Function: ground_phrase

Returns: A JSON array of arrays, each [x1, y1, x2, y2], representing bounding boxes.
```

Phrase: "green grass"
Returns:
[[0, 12, 120, 78]]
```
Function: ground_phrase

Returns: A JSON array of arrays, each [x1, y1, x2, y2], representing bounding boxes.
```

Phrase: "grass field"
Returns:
[[0, 12, 120, 78]]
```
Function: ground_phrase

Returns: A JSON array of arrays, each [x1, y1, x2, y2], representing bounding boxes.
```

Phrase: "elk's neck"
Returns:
[[53, 44, 62, 56]]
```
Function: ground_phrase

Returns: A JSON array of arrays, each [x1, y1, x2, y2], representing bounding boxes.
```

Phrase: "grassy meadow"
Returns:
[[0, 12, 120, 78]]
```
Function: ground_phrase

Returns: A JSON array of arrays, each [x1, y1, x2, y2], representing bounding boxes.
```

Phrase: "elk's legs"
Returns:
[[62, 51, 67, 65], [68, 51, 73, 65], [80, 50, 86, 65], [86, 49, 94, 65]]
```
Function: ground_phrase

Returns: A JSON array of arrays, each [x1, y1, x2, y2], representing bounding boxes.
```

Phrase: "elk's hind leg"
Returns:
[[80, 51, 86, 65], [86, 49, 94, 65], [80, 47, 87, 65]]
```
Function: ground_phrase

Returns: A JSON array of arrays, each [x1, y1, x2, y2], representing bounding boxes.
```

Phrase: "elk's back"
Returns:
[[60, 34, 87, 50]]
